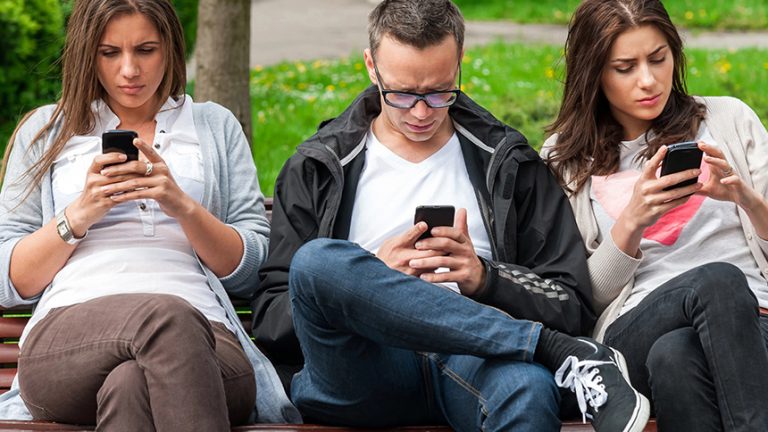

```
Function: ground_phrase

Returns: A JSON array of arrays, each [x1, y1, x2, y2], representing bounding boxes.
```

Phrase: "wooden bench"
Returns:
[[0, 198, 657, 431]]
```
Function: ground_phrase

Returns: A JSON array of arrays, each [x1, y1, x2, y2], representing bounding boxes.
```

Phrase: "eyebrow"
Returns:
[[611, 45, 668, 63], [98, 41, 161, 49]]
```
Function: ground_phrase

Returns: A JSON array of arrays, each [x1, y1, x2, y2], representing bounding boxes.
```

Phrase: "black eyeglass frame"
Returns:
[[372, 57, 462, 109]]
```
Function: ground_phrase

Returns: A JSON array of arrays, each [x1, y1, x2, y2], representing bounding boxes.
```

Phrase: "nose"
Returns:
[[637, 63, 656, 89], [410, 99, 431, 119], [120, 54, 140, 78]]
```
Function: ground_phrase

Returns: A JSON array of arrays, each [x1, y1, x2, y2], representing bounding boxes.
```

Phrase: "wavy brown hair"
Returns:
[[0, 0, 186, 195], [546, 0, 706, 193]]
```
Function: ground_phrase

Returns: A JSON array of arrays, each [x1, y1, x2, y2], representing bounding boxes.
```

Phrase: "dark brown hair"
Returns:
[[1, 0, 186, 194], [546, 0, 706, 193], [368, 0, 464, 57]]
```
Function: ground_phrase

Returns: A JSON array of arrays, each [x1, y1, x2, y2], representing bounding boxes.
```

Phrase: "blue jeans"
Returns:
[[288, 239, 559, 432], [604, 262, 768, 431]]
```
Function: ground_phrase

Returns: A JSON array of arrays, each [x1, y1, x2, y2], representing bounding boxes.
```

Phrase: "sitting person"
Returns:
[[0, 0, 299, 428], [543, 0, 768, 430], [253, 0, 649, 431]]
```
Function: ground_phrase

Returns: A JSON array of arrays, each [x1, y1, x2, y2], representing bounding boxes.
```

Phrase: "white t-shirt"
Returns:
[[589, 127, 768, 315], [21, 96, 232, 346], [348, 129, 492, 293]]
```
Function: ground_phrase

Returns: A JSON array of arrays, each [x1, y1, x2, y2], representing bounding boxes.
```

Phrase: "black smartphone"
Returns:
[[102, 130, 139, 162], [414, 205, 455, 240], [660, 141, 703, 191]]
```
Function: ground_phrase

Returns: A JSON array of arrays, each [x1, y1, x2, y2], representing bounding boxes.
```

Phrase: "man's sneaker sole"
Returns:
[[610, 347, 651, 432]]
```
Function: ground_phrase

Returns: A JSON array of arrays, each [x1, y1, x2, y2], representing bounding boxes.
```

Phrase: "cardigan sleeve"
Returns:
[[0, 107, 56, 307]]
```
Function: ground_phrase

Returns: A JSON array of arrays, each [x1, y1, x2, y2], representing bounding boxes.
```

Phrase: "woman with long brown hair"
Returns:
[[543, 0, 768, 430], [0, 0, 299, 428]]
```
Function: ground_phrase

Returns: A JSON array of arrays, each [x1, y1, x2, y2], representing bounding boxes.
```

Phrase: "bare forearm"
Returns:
[[9, 219, 77, 299], [176, 202, 244, 277]]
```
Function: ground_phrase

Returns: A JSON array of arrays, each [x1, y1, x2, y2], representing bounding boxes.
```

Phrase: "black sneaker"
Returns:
[[554, 338, 650, 432]]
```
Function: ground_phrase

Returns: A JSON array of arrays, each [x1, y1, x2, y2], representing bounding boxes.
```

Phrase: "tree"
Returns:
[[194, 0, 252, 143]]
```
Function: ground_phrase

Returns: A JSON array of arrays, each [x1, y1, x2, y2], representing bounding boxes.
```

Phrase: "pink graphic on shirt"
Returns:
[[592, 163, 710, 246]]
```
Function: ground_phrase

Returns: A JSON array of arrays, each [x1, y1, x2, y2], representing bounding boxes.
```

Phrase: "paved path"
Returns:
[[247, 0, 768, 68]]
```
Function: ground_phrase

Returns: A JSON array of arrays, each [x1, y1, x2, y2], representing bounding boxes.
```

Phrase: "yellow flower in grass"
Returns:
[[326, 84, 336, 92], [254, 65, 264, 73], [545, 67, 555, 79], [717, 60, 732, 74], [298, 83, 308, 90], [354, 63, 364, 71], [685, 10, 694, 20], [763, 63, 768, 70]]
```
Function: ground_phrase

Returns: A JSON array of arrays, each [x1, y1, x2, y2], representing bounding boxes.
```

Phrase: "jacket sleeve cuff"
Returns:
[[589, 233, 642, 309], [470, 257, 497, 302]]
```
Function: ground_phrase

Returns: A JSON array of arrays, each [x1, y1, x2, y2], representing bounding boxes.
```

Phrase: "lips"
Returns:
[[637, 94, 661, 106], [118, 85, 144, 95], [406, 122, 434, 133]]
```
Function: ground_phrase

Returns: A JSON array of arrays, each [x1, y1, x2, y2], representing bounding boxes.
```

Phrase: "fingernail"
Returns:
[[101, 186, 110, 193], [414, 242, 423, 249]]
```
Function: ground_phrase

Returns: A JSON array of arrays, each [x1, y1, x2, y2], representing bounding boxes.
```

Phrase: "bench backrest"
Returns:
[[0, 199, 274, 393]]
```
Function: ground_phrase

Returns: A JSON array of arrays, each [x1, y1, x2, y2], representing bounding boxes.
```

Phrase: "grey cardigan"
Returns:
[[542, 96, 768, 342], [0, 101, 301, 423]]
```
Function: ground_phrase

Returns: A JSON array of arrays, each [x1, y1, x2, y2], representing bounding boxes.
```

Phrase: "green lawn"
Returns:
[[453, 0, 768, 30], [250, 43, 768, 195]]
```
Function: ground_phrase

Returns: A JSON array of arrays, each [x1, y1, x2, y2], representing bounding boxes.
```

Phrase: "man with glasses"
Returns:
[[253, 1, 649, 431]]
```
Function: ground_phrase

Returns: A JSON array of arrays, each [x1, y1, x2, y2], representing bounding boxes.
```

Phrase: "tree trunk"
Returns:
[[194, 0, 252, 143]]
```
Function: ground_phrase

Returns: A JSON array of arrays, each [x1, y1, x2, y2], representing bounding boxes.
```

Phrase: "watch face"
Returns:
[[57, 222, 68, 237]]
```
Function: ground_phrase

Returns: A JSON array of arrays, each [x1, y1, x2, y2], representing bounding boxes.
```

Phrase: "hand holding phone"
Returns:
[[660, 141, 703, 191], [414, 205, 455, 240], [102, 130, 139, 165]]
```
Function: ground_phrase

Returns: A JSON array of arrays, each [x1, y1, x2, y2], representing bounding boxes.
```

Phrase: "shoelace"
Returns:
[[554, 355, 612, 423]]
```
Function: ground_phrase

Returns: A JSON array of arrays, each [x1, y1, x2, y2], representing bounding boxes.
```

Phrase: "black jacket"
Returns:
[[253, 86, 595, 370]]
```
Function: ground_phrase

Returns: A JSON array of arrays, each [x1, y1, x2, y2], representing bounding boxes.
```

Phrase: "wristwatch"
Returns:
[[55, 209, 85, 245]]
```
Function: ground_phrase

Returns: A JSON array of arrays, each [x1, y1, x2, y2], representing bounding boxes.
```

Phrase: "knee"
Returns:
[[289, 238, 362, 300], [646, 328, 704, 383], [97, 361, 147, 404], [689, 262, 756, 308]]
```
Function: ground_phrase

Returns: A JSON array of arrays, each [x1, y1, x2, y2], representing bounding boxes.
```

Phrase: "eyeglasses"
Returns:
[[372, 58, 461, 109]]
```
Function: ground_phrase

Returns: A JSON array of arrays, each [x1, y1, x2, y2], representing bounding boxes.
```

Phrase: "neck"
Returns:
[[371, 115, 455, 163], [108, 98, 160, 130]]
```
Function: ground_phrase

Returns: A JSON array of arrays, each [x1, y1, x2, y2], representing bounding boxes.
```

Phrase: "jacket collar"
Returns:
[[299, 85, 526, 164]]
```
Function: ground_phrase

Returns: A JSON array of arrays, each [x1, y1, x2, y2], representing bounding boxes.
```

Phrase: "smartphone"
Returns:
[[102, 130, 139, 163], [414, 205, 455, 240], [660, 141, 703, 191]]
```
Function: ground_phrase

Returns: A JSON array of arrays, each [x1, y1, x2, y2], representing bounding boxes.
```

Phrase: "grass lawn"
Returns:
[[250, 43, 768, 195], [453, 0, 768, 30]]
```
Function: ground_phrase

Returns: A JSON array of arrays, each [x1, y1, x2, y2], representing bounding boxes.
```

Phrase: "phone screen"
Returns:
[[414, 205, 455, 240], [102, 130, 139, 161], [660, 141, 703, 191]]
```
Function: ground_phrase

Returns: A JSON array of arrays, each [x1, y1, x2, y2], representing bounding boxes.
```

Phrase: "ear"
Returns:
[[363, 48, 378, 85]]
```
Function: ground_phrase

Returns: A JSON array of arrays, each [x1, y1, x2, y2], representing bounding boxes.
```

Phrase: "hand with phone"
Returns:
[[60, 131, 144, 237], [375, 215, 447, 277], [99, 134, 196, 219], [410, 207, 486, 296], [697, 142, 765, 211], [609, 143, 703, 258]]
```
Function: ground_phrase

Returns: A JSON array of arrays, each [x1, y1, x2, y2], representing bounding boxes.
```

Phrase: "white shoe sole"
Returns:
[[610, 347, 651, 432]]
